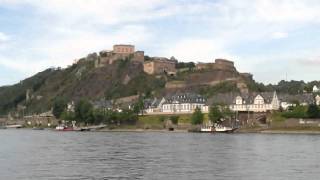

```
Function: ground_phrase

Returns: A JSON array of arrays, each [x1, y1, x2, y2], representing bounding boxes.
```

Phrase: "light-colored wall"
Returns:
[[143, 61, 155, 74], [143, 60, 176, 75], [161, 103, 205, 113], [113, 45, 135, 54]]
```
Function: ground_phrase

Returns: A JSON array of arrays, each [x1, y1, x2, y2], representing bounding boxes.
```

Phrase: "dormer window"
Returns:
[[236, 96, 243, 105]]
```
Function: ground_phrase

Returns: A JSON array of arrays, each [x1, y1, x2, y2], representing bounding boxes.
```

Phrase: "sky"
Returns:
[[0, 0, 320, 86]]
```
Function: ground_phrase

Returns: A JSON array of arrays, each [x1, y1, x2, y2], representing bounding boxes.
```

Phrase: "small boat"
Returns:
[[200, 126, 214, 133], [6, 124, 23, 129], [200, 124, 237, 133], [55, 125, 74, 131], [214, 124, 237, 133]]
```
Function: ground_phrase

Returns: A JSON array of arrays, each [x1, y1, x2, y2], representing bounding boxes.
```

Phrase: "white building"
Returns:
[[316, 95, 320, 105], [229, 92, 280, 112], [145, 93, 207, 114], [313, 85, 320, 93]]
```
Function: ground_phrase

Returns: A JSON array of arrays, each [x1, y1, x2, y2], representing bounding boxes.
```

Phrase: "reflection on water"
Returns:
[[0, 130, 319, 180]]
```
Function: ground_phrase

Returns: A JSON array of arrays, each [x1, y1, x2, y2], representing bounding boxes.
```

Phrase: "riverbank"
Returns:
[[98, 128, 188, 133], [4, 125, 320, 135], [237, 126, 320, 134]]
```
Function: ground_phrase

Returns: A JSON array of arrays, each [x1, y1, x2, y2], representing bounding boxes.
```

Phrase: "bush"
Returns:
[[282, 105, 307, 118], [307, 104, 320, 118], [60, 110, 75, 121], [191, 107, 204, 125], [170, 116, 179, 124], [209, 106, 223, 124], [158, 116, 165, 122]]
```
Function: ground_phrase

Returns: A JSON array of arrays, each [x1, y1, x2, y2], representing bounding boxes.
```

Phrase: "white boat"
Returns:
[[200, 126, 214, 132], [200, 123, 237, 133], [6, 124, 23, 128], [214, 125, 237, 133], [55, 125, 74, 131]]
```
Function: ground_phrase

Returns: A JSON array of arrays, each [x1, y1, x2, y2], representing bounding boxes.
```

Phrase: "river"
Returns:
[[0, 129, 319, 180]]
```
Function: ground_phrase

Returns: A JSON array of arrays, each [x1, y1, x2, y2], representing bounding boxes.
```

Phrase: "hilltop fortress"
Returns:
[[94, 44, 176, 75], [93, 44, 250, 80], [95, 44, 144, 66]]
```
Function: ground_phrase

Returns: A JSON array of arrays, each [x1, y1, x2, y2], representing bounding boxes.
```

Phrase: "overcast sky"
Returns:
[[0, 0, 320, 86]]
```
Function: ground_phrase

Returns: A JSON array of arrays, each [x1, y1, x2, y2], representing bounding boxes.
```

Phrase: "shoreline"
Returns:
[[98, 128, 188, 133], [5, 127, 320, 135], [259, 130, 320, 134]]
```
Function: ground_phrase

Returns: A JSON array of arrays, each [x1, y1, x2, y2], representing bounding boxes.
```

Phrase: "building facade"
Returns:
[[113, 44, 135, 54], [95, 44, 145, 67], [313, 85, 320, 93], [230, 92, 280, 112], [145, 93, 207, 114], [316, 95, 320, 105]]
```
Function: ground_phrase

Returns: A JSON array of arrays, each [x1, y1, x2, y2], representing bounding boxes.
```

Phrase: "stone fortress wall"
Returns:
[[94, 44, 247, 78], [196, 59, 236, 71], [143, 58, 176, 75]]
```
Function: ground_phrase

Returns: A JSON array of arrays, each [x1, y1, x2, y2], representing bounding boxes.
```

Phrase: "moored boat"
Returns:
[[200, 126, 214, 133], [6, 124, 23, 129], [200, 123, 237, 133], [214, 125, 237, 133], [55, 125, 74, 131]]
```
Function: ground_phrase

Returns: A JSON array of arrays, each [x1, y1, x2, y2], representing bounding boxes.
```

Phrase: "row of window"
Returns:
[[115, 47, 133, 53], [162, 104, 204, 111], [232, 104, 271, 109]]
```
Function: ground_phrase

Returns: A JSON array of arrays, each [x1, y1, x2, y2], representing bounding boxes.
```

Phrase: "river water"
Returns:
[[0, 129, 319, 180]]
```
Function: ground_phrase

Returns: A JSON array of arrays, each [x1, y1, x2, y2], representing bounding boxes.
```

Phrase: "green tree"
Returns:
[[170, 116, 179, 124], [191, 107, 204, 125], [75, 99, 94, 124], [92, 109, 105, 125], [307, 104, 319, 118], [60, 110, 75, 121], [209, 105, 223, 124], [282, 105, 307, 118], [52, 97, 67, 119], [133, 98, 145, 115], [221, 106, 233, 119], [118, 109, 138, 125]]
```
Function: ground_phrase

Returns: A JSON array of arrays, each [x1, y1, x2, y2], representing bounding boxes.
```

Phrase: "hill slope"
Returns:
[[4, 54, 314, 116]]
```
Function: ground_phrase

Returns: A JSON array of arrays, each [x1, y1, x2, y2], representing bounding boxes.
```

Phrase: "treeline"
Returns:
[[53, 98, 143, 125], [0, 68, 55, 115], [281, 104, 320, 119], [189, 105, 234, 125], [248, 80, 320, 94]]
